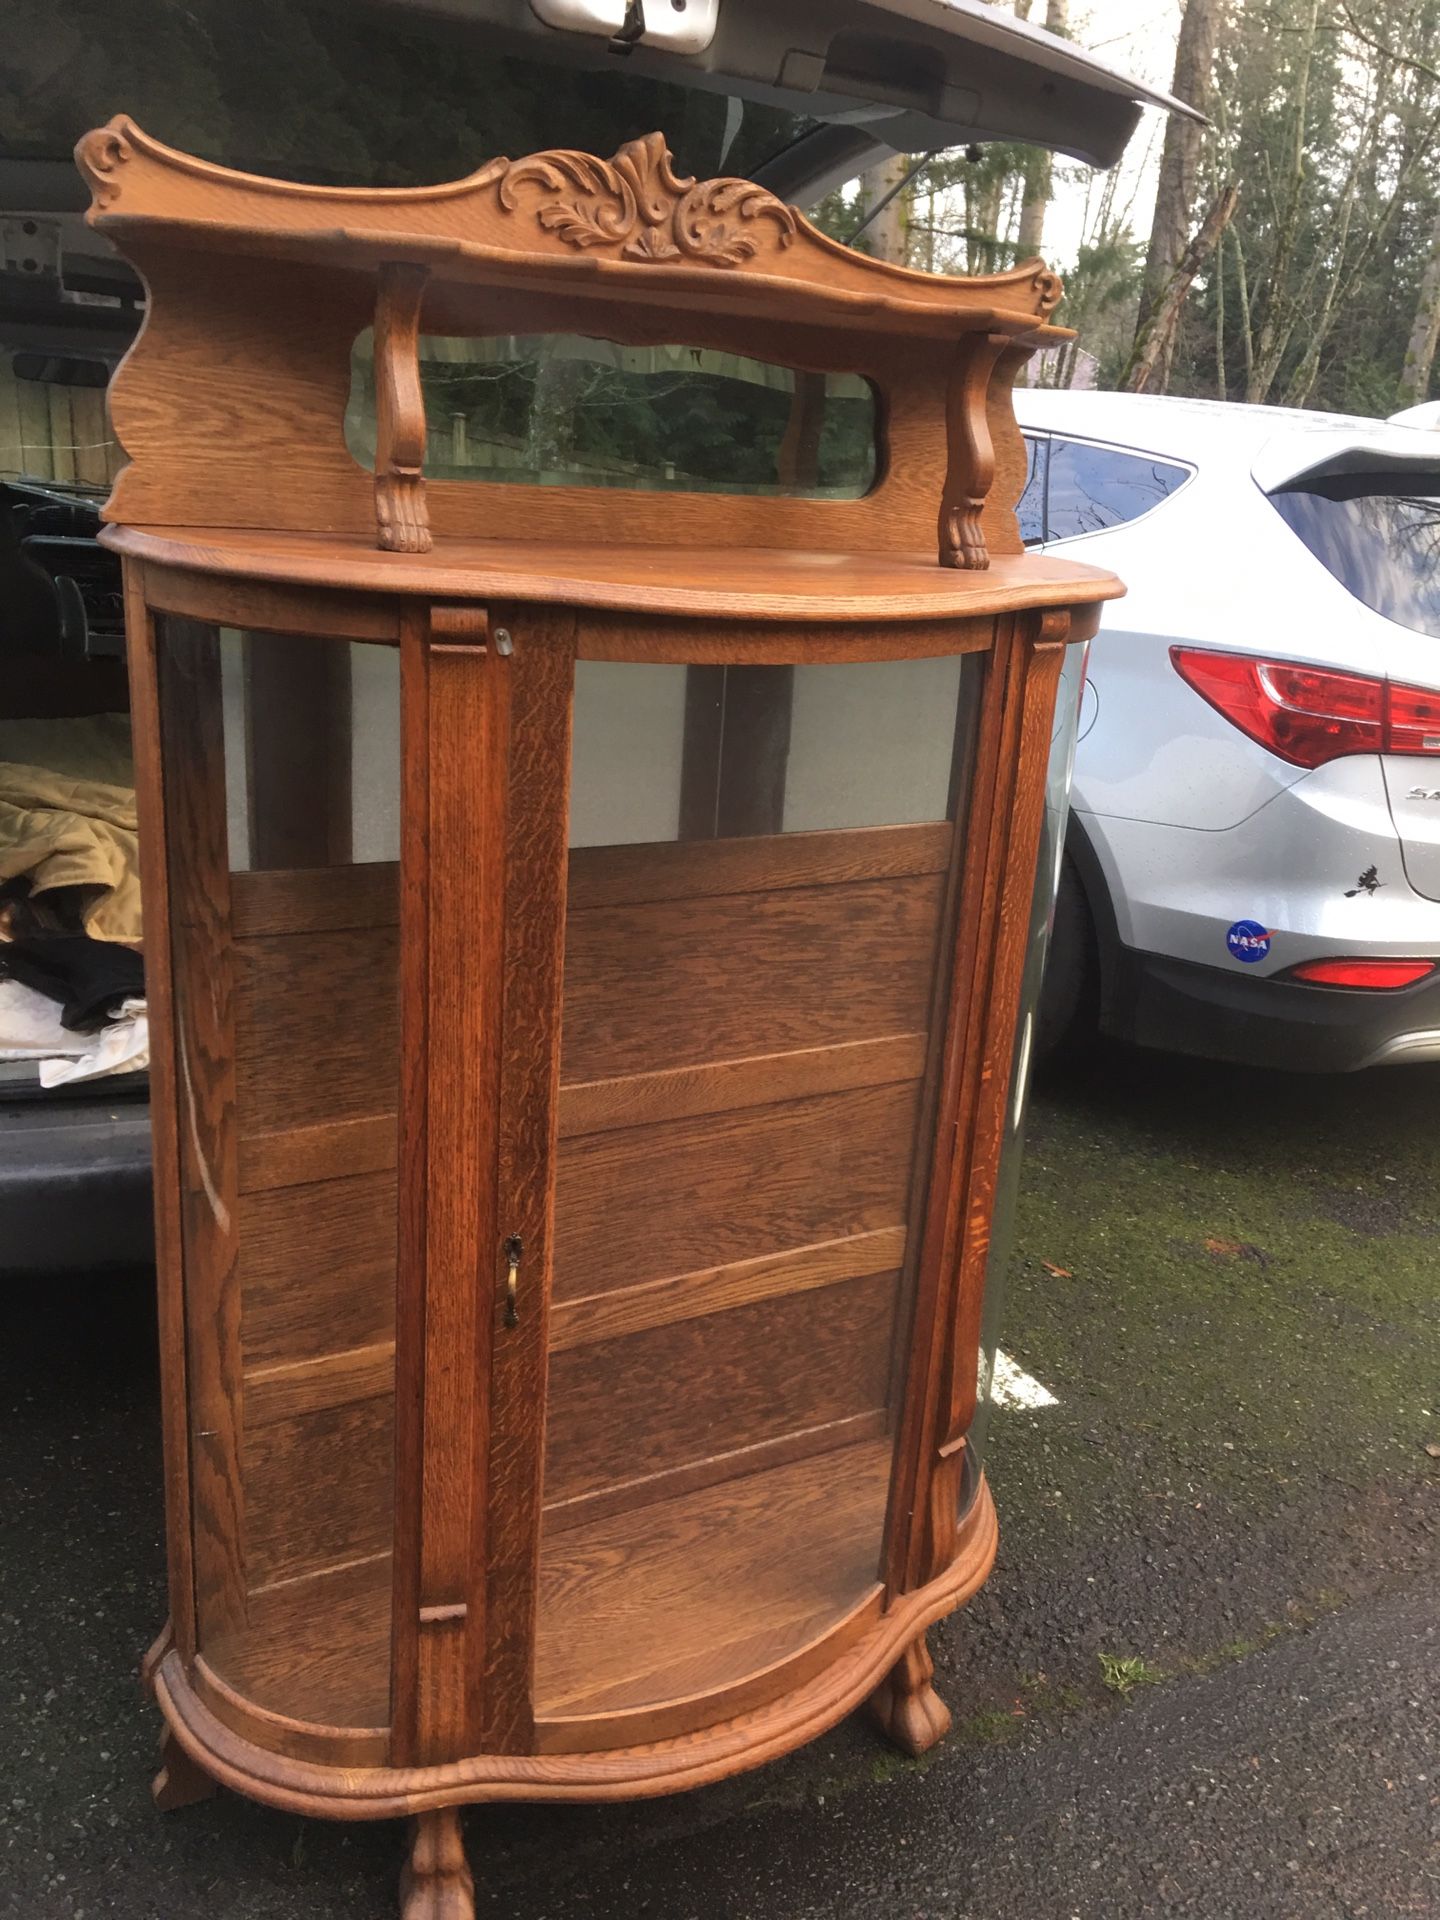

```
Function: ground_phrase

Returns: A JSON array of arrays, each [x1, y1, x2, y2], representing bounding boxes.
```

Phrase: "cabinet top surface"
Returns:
[[106, 527, 1123, 622]]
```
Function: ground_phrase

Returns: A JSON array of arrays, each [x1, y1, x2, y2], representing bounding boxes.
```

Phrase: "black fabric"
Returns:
[[1, 934, 144, 1032], [0, 876, 104, 940]]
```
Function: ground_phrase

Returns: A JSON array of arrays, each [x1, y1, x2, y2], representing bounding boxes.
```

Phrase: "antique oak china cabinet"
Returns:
[[78, 116, 1121, 1917]]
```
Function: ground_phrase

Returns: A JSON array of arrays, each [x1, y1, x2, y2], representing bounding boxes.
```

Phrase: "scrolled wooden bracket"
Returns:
[[373, 262, 432, 555], [937, 331, 1014, 572]]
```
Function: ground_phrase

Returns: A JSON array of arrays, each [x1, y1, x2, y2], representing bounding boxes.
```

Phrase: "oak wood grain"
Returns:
[[148, 1473, 997, 1814], [192, 1652, 387, 1770], [238, 1170, 396, 1368], [202, 1554, 392, 1734], [139, 559, 402, 640], [389, 608, 432, 1767], [549, 1227, 905, 1353], [242, 1395, 393, 1589], [559, 1034, 927, 1141], [373, 262, 432, 554], [238, 1114, 396, 1193], [544, 1269, 899, 1509], [81, 120, 1072, 564], [481, 614, 576, 1753], [244, 1340, 396, 1428], [560, 872, 944, 1084], [233, 926, 398, 1136], [536, 1438, 892, 1725], [540, 1409, 888, 1538], [231, 862, 398, 937], [400, 1807, 474, 1920], [106, 527, 1123, 622], [566, 820, 949, 911], [411, 626, 509, 1765], [553, 1079, 920, 1301]]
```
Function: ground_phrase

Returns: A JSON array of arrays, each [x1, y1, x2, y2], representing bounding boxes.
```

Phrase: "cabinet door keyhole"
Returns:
[[503, 1234, 523, 1328]]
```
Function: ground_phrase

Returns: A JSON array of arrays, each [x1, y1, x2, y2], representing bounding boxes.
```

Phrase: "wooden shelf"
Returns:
[[106, 525, 1122, 623], [534, 1436, 893, 1741]]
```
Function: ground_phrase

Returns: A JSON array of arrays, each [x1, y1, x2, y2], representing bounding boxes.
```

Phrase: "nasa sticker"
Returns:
[[1226, 919, 1272, 964]]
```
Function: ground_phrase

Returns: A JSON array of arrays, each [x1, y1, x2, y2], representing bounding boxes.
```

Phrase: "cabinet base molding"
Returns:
[[147, 1476, 996, 1820], [400, 1809, 474, 1920], [867, 1631, 952, 1756]]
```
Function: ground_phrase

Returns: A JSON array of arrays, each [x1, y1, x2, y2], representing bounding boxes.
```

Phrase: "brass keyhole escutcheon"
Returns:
[[503, 1234, 522, 1328]]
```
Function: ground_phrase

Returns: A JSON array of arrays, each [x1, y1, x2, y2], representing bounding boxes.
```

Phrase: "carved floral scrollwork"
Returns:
[[496, 133, 798, 269], [75, 125, 132, 208]]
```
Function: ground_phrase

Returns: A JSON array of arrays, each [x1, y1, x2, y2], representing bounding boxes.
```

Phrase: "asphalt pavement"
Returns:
[[2, 1043, 1436, 1919]]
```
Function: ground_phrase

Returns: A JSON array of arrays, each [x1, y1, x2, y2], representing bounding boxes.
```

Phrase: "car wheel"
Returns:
[[1036, 856, 1097, 1066]]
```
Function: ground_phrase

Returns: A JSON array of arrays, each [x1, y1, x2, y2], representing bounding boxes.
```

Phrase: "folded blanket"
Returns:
[[0, 713, 140, 942]]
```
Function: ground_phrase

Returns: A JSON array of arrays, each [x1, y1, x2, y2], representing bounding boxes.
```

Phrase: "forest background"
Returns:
[[836, 0, 1440, 415]]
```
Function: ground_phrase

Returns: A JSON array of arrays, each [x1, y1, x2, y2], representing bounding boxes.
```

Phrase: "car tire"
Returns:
[[1036, 855, 1097, 1066]]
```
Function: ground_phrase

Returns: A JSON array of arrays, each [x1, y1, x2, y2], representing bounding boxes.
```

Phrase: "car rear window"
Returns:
[[1269, 475, 1440, 640], [0, 0, 811, 187], [1043, 438, 1190, 541]]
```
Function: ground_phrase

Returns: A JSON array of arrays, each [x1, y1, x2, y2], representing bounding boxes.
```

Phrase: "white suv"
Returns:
[[1017, 388, 1440, 1072]]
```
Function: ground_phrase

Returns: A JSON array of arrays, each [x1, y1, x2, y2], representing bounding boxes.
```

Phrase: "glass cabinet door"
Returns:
[[535, 652, 980, 1725], [154, 617, 400, 1731]]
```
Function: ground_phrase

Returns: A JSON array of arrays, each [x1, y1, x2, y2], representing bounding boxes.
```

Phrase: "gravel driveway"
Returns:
[[2, 1046, 1435, 1918]]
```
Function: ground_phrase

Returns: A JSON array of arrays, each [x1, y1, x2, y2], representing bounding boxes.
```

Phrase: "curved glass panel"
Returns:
[[969, 640, 1087, 1471], [537, 654, 979, 1720], [155, 617, 399, 1730]]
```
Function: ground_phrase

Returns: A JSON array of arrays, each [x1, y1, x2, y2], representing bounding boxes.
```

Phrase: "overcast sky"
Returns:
[[1042, 0, 1184, 269]]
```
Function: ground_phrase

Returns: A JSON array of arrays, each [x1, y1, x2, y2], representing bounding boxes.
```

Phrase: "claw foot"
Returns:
[[400, 1807, 474, 1920], [869, 1632, 953, 1757], [152, 1727, 216, 1811]]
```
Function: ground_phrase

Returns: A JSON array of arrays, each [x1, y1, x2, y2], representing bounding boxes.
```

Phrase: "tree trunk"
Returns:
[[1399, 206, 1440, 407], [1136, 0, 1218, 381], [1249, 0, 1321, 401], [1017, 0, 1068, 254], [525, 350, 587, 475], [1123, 183, 1241, 393], [857, 154, 912, 265]]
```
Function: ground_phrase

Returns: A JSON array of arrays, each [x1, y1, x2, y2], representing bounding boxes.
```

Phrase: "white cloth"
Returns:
[[0, 977, 148, 1086]]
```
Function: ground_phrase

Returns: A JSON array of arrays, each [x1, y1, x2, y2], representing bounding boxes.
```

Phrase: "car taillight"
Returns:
[[1170, 648, 1440, 768], [1388, 682, 1440, 754], [1289, 958, 1436, 989]]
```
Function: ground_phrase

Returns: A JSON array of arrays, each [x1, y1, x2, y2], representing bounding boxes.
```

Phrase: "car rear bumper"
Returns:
[[1105, 944, 1440, 1072], [0, 1086, 154, 1273]]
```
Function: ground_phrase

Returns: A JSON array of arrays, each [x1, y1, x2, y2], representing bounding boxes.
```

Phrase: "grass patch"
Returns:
[[1097, 1652, 1163, 1697], [984, 1053, 1439, 1543]]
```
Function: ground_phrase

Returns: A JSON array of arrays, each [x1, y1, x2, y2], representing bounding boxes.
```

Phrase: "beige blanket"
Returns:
[[0, 713, 140, 942]]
